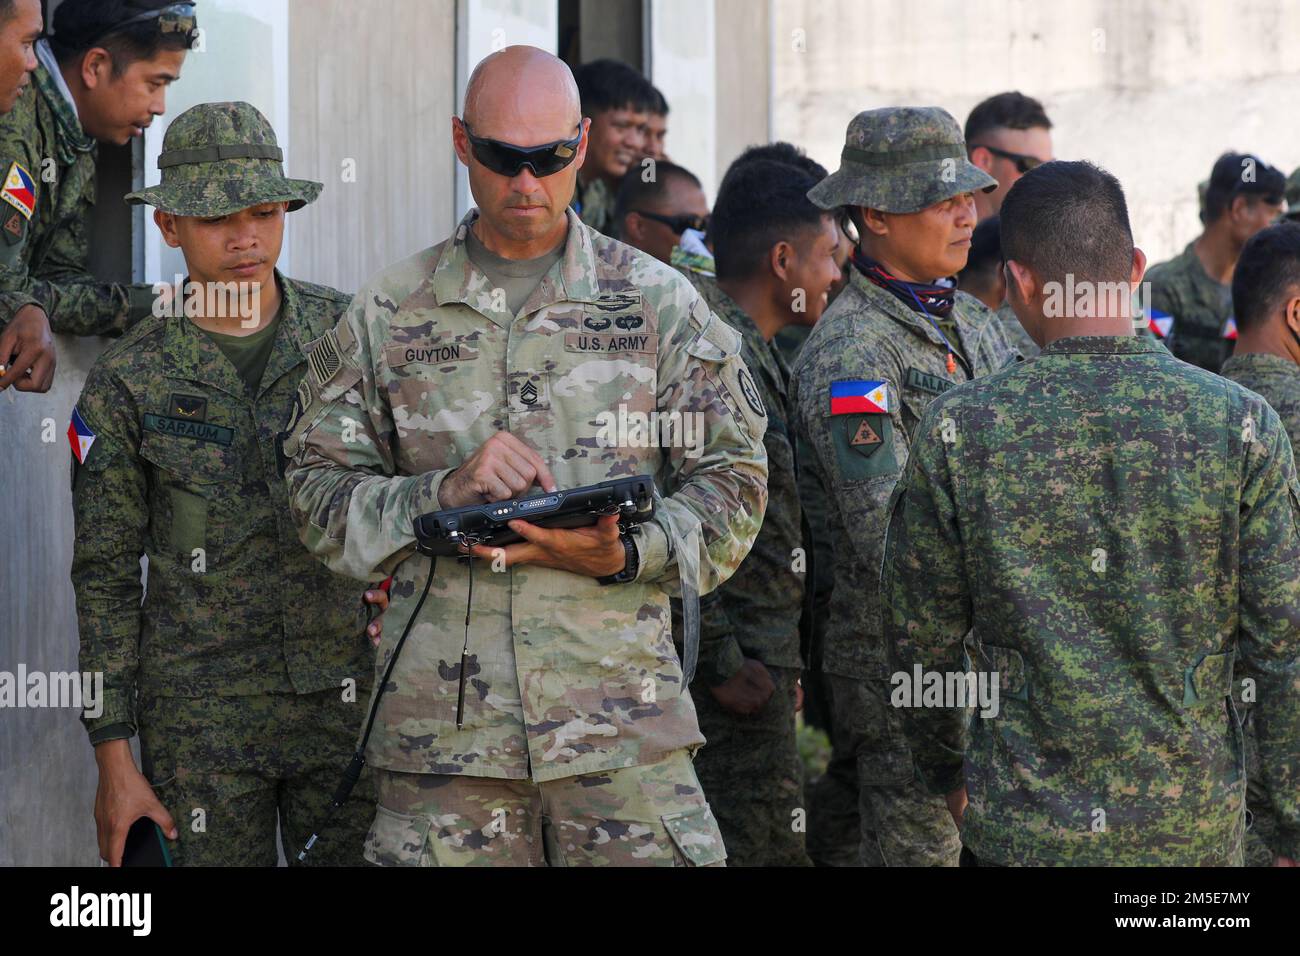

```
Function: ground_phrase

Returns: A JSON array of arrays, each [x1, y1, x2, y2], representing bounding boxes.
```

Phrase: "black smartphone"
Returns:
[[122, 817, 172, 867]]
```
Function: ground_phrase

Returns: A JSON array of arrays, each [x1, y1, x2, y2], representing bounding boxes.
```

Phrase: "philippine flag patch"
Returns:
[[1222, 316, 1238, 341], [1, 161, 36, 220], [1147, 308, 1173, 339], [830, 380, 890, 415], [68, 406, 96, 464]]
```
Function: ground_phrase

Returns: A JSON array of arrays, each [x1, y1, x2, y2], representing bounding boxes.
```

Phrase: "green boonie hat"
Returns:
[[808, 106, 997, 214], [125, 101, 322, 217], [1285, 167, 1300, 221]]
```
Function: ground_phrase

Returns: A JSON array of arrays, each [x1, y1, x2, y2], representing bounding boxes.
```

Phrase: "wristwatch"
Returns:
[[597, 527, 639, 585]]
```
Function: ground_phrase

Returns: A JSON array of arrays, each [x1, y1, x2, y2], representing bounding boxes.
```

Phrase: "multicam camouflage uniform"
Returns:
[[1145, 241, 1235, 372], [884, 336, 1300, 865], [0, 45, 157, 334], [682, 274, 812, 867], [283, 206, 769, 866], [1220, 350, 1300, 866], [792, 107, 1016, 866], [73, 103, 374, 866]]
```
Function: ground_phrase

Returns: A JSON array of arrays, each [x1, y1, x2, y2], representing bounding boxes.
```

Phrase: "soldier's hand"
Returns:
[[467, 513, 625, 576], [92, 739, 178, 867], [363, 582, 390, 647], [709, 658, 776, 716], [438, 431, 557, 507], [944, 785, 968, 830], [0, 304, 56, 393]]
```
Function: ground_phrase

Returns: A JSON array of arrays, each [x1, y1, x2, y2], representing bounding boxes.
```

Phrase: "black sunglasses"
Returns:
[[972, 143, 1045, 175], [632, 210, 709, 235], [91, 2, 200, 48], [462, 121, 582, 178]]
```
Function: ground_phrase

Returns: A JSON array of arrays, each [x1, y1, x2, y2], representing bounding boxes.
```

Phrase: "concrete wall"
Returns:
[[772, 0, 1300, 266], [290, 0, 458, 293], [714, 0, 772, 189]]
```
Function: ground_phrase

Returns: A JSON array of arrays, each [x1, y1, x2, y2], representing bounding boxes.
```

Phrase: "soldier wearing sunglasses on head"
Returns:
[[0, 1, 196, 395], [283, 45, 769, 867], [964, 91, 1054, 223]]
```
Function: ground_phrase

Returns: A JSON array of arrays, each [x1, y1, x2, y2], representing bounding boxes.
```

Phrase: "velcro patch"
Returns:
[[169, 393, 208, 420], [903, 367, 954, 396], [308, 328, 343, 385], [1, 161, 36, 220], [385, 342, 479, 367], [2, 210, 24, 245], [564, 331, 658, 354], [143, 413, 234, 446]]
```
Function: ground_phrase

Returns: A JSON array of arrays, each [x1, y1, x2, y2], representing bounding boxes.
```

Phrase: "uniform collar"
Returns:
[[431, 207, 602, 329], [844, 267, 984, 374], [33, 46, 94, 156], [697, 278, 786, 385], [161, 271, 310, 399], [1041, 334, 1164, 355], [1221, 350, 1300, 377]]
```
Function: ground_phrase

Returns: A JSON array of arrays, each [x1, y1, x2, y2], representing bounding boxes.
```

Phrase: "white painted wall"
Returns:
[[649, 0, 719, 199], [142, 0, 292, 284], [455, 0, 560, 220], [772, 0, 1300, 266]]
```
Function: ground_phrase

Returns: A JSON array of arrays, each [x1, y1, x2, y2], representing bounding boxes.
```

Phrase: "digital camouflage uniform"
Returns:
[[682, 273, 812, 867], [0, 45, 156, 334], [72, 103, 374, 866], [885, 335, 1300, 865], [792, 107, 1015, 867], [572, 176, 615, 236], [283, 206, 769, 866], [996, 301, 1039, 358], [775, 321, 851, 866], [1145, 241, 1234, 372], [1220, 351, 1300, 866]]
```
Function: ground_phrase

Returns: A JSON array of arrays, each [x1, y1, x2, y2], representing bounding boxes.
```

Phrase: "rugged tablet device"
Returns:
[[413, 474, 656, 555]]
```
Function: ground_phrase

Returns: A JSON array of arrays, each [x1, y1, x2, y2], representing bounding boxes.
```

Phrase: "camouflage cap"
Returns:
[[807, 106, 997, 214], [125, 102, 322, 217], [1285, 166, 1300, 221]]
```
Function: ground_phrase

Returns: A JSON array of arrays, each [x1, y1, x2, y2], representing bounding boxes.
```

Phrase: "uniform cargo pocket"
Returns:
[[1183, 649, 1235, 707], [363, 805, 432, 866], [663, 803, 727, 866], [978, 643, 1028, 702], [857, 746, 915, 787]]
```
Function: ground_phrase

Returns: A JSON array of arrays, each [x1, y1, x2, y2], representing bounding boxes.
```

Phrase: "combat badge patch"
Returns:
[[169, 393, 208, 420], [1, 162, 35, 220], [2, 210, 24, 246]]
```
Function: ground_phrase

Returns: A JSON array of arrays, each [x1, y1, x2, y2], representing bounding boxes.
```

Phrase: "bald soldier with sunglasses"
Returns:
[[283, 45, 768, 867]]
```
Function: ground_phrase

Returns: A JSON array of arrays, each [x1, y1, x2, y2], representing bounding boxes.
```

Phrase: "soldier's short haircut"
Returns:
[[959, 215, 1002, 285], [713, 158, 828, 281], [50, 0, 192, 76], [612, 161, 702, 234], [1203, 152, 1286, 224], [965, 91, 1053, 144], [1232, 222, 1300, 333], [1000, 160, 1133, 288], [725, 141, 829, 182], [574, 58, 657, 117], [647, 82, 669, 116], [0, 1, 15, 24]]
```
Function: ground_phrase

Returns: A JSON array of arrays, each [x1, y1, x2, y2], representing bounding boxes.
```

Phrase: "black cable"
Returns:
[[297, 553, 438, 863]]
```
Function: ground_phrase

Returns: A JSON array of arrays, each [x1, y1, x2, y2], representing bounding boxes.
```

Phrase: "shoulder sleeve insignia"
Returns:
[[2, 162, 36, 221]]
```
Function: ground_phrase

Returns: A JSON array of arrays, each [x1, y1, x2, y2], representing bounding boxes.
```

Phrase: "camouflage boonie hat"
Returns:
[[1285, 167, 1300, 221], [808, 106, 997, 214], [126, 102, 322, 216]]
